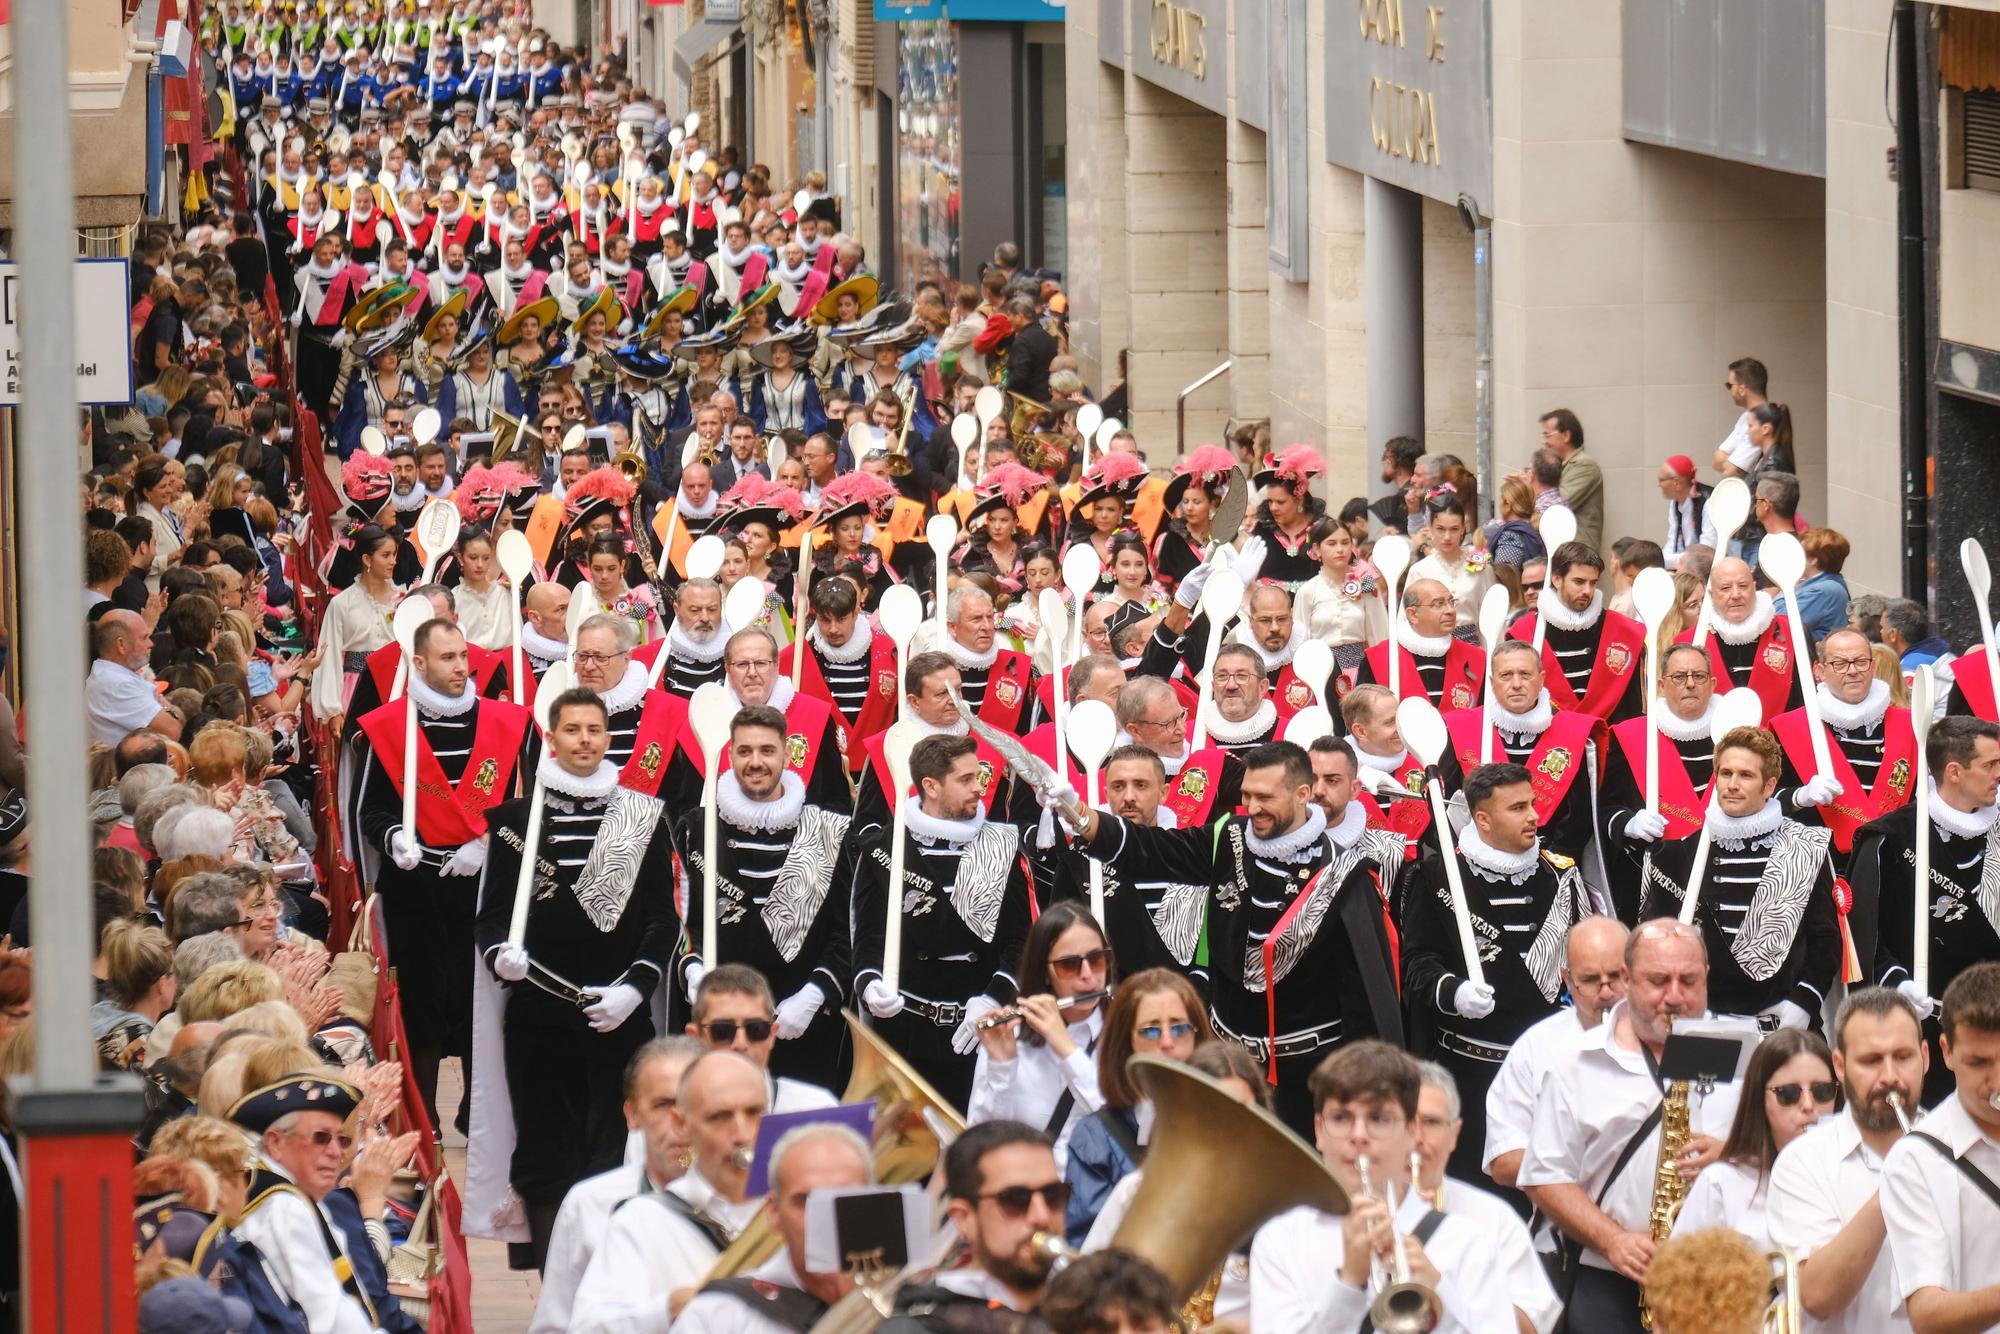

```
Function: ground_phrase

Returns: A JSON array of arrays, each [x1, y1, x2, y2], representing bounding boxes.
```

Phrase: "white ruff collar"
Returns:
[[437, 259, 469, 284], [1351, 741, 1408, 773], [1491, 689, 1554, 738], [810, 618, 873, 664], [537, 756, 618, 799], [942, 634, 1000, 672], [594, 660, 651, 714], [1652, 696, 1717, 742], [438, 205, 465, 228], [913, 716, 970, 739], [305, 256, 344, 280], [1458, 822, 1541, 882], [409, 674, 477, 717], [1244, 804, 1328, 861], [1394, 615, 1453, 658], [667, 618, 727, 664], [634, 195, 667, 218], [1233, 620, 1306, 672], [1707, 798, 1784, 848], [1327, 799, 1369, 850], [298, 207, 326, 229], [677, 488, 719, 520], [1709, 591, 1777, 646], [716, 240, 754, 268], [503, 261, 535, 282], [726, 676, 795, 712], [1930, 780, 2000, 839], [905, 804, 986, 845], [772, 257, 813, 284], [521, 624, 569, 661], [1818, 678, 1891, 733], [599, 255, 630, 279], [717, 769, 806, 831], [1541, 590, 1604, 633], [391, 486, 427, 513], [1202, 698, 1277, 746]]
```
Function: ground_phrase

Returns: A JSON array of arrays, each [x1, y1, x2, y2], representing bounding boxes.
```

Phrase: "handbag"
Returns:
[[385, 1176, 441, 1327]]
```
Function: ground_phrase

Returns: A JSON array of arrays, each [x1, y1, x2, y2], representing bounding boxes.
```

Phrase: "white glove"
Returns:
[[1234, 535, 1268, 586], [1451, 980, 1496, 1019], [1897, 979, 1938, 1021], [331, 327, 351, 349], [1625, 810, 1669, 844], [683, 959, 707, 1004], [388, 828, 422, 871], [583, 982, 644, 1034], [1174, 559, 1214, 610], [493, 945, 530, 982], [1040, 779, 1080, 812], [954, 995, 1002, 1055], [775, 982, 826, 1040], [1764, 999, 1813, 1032], [861, 978, 904, 1019], [1793, 774, 1843, 808], [440, 838, 487, 877]]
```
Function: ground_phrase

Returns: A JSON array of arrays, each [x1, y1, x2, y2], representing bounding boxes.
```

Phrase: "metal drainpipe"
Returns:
[[1893, 0, 1932, 601]]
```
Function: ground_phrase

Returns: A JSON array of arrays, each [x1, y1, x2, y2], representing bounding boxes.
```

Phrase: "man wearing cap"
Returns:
[[1657, 455, 1713, 571], [357, 617, 533, 1119], [476, 686, 681, 1264], [228, 1074, 382, 1334]]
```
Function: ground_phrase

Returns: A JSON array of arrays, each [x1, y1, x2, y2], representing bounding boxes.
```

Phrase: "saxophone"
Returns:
[[1638, 1073, 1694, 1332]]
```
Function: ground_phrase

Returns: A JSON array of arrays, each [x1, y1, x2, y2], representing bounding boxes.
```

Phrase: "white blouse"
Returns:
[[1671, 1156, 1771, 1251], [454, 579, 513, 652], [967, 1008, 1105, 1170], [311, 580, 400, 719], [1292, 571, 1388, 649], [1407, 550, 1497, 622]]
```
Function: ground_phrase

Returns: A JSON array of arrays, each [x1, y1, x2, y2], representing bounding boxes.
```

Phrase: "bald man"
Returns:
[[1357, 576, 1487, 710], [1673, 555, 1802, 719], [522, 581, 575, 680]]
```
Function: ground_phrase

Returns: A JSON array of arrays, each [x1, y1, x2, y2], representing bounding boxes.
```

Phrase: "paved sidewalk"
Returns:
[[436, 1061, 541, 1333]]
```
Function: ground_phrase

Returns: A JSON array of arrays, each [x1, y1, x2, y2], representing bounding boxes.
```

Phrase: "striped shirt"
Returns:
[[661, 652, 725, 699], [1542, 624, 1601, 702], [815, 648, 873, 721], [1831, 723, 1886, 791]]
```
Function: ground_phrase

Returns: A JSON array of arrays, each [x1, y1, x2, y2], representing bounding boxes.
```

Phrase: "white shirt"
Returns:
[[670, 1252, 814, 1333], [1722, 410, 1759, 472], [1670, 1156, 1770, 1249], [230, 1161, 376, 1334], [1407, 550, 1496, 623], [87, 657, 164, 745], [1430, 1176, 1563, 1334], [1881, 1091, 2000, 1316], [1249, 1191, 1515, 1334], [571, 1165, 766, 1334], [968, 1009, 1104, 1170], [1082, 1168, 1249, 1323], [1767, 1109, 1910, 1334], [454, 579, 513, 652], [1483, 1007, 1592, 1180], [532, 1164, 658, 1334], [1516, 1001, 1742, 1271]]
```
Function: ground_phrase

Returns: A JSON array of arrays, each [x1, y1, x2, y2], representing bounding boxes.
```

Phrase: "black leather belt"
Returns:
[[1211, 1012, 1342, 1062], [901, 995, 966, 1028], [1436, 1029, 1512, 1064]]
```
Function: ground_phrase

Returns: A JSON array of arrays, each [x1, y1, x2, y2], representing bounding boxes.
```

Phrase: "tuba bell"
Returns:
[[706, 1013, 965, 1284], [613, 447, 648, 488]]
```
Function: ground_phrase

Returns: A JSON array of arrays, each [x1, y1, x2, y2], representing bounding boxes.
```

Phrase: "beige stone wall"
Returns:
[[1490, 0, 1828, 558], [1821, 0, 1904, 595], [1939, 184, 2000, 353], [1422, 199, 1477, 478], [1059, 0, 1126, 402]]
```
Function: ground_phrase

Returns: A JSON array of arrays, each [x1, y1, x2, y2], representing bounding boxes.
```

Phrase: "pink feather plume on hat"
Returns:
[[341, 451, 394, 498], [977, 461, 1052, 507]]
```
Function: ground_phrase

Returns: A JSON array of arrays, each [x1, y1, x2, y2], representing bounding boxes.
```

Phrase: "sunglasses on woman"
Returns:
[[1049, 948, 1113, 979], [703, 1018, 774, 1044], [1137, 1022, 1197, 1042], [978, 1181, 1072, 1217], [1768, 1081, 1839, 1107]]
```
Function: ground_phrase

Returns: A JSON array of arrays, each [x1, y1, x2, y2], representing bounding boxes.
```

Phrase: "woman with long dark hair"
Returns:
[[1154, 445, 1235, 597], [968, 902, 1117, 1168], [1061, 968, 1212, 1244], [1242, 445, 1327, 589], [1101, 532, 1165, 616], [1670, 1027, 1835, 1249], [310, 523, 402, 737]]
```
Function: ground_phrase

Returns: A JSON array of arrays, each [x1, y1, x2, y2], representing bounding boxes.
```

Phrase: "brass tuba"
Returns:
[[706, 1013, 965, 1283]]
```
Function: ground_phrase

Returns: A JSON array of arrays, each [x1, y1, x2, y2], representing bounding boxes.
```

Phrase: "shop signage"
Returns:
[[1128, 0, 1224, 114], [875, 0, 1065, 19], [1325, 0, 1491, 205], [0, 259, 133, 407]]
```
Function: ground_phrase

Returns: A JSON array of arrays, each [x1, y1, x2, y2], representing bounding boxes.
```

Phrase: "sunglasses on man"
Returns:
[[977, 1181, 1072, 1217], [702, 1018, 774, 1044]]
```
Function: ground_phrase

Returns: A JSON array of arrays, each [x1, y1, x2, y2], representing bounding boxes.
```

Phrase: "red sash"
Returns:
[[435, 212, 479, 253], [1273, 665, 1317, 719], [1356, 754, 1431, 859], [1363, 640, 1484, 711], [364, 641, 506, 703], [675, 693, 834, 787], [1034, 669, 1063, 723], [1676, 618, 1798, 721], [864, 730, 1006, 814], [618, 690, 691, 797], [355, 698, 530, 845], [1609, 715, 1708, 838], [782, 635, 898, 774], [1770, 705, 1918, 852], [631, 205, 674, 244], [1512, 610, 1645, 720], [1443, 708, 1603, 823], [1953, 649, 1999, 721], [308, 263, 369, 327], [976, 650, 1035, 735], [1161, 747, 1230, 827], [1022, 724, 1086, 792]]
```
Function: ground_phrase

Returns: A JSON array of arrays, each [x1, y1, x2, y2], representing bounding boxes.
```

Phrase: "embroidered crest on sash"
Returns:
[[787, 733, 809, 768], [1763, 643, 1791, 673], [639, 742, 664, 777], [1404, 769, 1425, 794], [1285, 680, 1312, 710], [995, 676, 1022, 708], [1888, 758, 1911, 797], [473, 758, 499, 794], [1536, 747, 1572, 780], [1604, 644, 1633, 675], [1450, 683, 1474, 709], [976, 760, 996, 794], [1178, 769, 1208, 801], [876, 671, 895, 697]]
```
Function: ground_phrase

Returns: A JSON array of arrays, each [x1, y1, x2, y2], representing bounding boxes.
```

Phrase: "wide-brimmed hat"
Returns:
[[612, 342, 678, 381], [825, 299, 911, 349], [563, 466, 638, 541], [670, 324, 740, 363], [342, 279, 418, 334], [968, 461, 1053, 526], [724, 281, 781, 327], [356, 317, 419, 360], [718, 473, 808, 536], [1251, 443, 1326, 495], [1163, 443, 1238, 514], [569, 286, 623, 335], [422, 288, 468, 344], [810, 274, 879, 325], [1074, 450, 1149, 509], [748, 327, 817, 370], [855, 315, 925, 353], [496, 294, 557, 347], [812, 471, 897, 530]]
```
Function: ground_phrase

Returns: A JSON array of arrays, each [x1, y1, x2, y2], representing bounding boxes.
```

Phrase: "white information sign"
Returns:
[[0, 258, 135, 406]]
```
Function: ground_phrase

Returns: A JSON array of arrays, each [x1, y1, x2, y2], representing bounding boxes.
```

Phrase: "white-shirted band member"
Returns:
[[1519, 919, 1744, 1334], [1248, 1040, 1515, 1333], [1766, 986, 1926, 1334], [1880, 961, 2000, 1334]]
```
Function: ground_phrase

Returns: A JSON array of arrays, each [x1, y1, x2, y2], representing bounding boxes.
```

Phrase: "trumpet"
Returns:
[[1887, 1089, 1916, 1133], [1356, 1153, 1445, 1334], [726, 1144, 755, 1172], [1029, 1231, 1080, 1265], [976, 989, 1112, 1031]]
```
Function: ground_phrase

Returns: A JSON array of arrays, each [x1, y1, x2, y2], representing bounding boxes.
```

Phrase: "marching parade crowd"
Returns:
[[23, 0, 2000, 1331]]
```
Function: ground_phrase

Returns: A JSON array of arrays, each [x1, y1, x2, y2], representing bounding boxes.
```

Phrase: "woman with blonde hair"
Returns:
[[93, 919, 177, 1070], [220, 999, 312, 1047], [1654, 568, 1708, 654], [203, 463, 250, 515], [177, 959, 284, 1025], [1872, 641, 1912, 708], [193, 1033, 321, 1118], [147, 1114, 257, 1220]]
